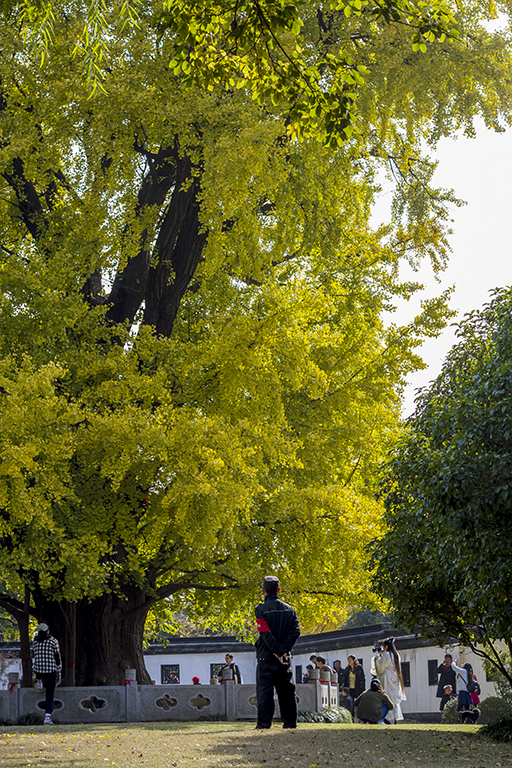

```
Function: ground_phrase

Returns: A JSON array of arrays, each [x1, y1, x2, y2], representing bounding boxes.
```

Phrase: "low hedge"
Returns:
[[480, 715, 512, 742], [441, 698, 459, 724], [478, 696, 512, 725], [298, 706, 353, 724]]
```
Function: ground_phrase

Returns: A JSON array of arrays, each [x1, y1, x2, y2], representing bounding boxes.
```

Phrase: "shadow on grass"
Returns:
[[201, 723, 501, 768], [1, 721, 507, 768]]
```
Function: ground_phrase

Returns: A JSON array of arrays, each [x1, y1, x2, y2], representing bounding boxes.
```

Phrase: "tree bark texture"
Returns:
[[38, 590, 152, 686], [75, 591, 152, 686]]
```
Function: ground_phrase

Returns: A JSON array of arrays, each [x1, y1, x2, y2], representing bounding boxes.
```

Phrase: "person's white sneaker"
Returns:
[[43, 715, 53, 725], [35, 680, 43, 691]]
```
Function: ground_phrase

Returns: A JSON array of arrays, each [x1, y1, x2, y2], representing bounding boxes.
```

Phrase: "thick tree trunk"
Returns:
[[36, 598, 77, 686], [20, 586, 33, 687], [38, 589, 152, 686], [75, 590, 152, 685]]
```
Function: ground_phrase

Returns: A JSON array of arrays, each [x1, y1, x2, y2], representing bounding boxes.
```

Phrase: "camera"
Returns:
[[372, 643, 384, 653]]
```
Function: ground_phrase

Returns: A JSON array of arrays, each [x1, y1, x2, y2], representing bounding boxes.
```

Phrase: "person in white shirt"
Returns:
[[451, 658, 473, 712], [372, 637, 406, 723]]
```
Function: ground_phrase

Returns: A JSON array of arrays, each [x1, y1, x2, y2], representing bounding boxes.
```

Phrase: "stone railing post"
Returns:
[[220, 667, 233, 683], [319, 668, 331, 709], [308, 668, 320, 682], [319, 668, 330, 684], [221, 667, 235, 720], [124, 669, 138, 722], [330, 672, 339, 705], [7, 673, 19, 724], [307, 667, 323, 711]]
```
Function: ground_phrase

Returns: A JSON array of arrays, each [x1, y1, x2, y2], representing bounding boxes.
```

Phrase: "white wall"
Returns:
[[289, 642, 496, 713], [0, 657, 22, 689], [144, 650, 257, 687], [144, 641, 497, 713]]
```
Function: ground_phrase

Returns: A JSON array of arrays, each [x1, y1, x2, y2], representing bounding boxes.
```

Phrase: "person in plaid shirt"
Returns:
[[32, 623, 61, 724]]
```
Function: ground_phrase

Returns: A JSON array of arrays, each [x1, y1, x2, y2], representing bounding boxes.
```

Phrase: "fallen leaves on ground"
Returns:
[[0, 722, 510, 768]]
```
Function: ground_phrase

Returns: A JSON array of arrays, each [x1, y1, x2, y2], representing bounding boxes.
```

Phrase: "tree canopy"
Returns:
[[0, 0, 511, 684], [5, 0, 497, 144], [372, 287, 512, 686]]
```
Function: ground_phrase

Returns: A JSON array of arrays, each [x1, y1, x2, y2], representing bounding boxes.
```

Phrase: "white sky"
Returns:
[[380, 118, 512, 416]]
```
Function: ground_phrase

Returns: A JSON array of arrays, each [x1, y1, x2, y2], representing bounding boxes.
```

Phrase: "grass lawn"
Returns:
[[1, 722, 512, 768]]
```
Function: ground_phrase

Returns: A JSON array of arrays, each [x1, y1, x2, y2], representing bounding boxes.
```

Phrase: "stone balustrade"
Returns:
[[0, 671, 337, 724]]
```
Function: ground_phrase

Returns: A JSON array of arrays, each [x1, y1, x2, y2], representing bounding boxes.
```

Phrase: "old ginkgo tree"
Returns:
[[0, 0, 511, 685], [16, 0, 460, 143]]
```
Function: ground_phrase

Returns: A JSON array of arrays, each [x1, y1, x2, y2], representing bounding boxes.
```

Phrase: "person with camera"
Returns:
[[436, 653, 457, 699], [451, 658, 479, 713], [354, 678, 394, 724], [371, 637, 406, 723]]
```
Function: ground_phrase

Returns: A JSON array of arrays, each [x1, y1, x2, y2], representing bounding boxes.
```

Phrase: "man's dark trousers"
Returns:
[[256, 658, 297, 728]]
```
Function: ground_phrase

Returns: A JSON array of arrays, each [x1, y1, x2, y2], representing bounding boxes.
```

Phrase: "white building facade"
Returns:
[[0, 624, 498, 717], [143, 624, 497, 716]]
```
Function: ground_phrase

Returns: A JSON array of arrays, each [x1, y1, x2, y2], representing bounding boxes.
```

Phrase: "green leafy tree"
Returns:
[[483, 651, 512, 707], [341, 606, 391, 628], [0, 0, 510, 684], [10, 0, 461, 144], [0, 608, 18, 641], [372, 287, 512, 689]]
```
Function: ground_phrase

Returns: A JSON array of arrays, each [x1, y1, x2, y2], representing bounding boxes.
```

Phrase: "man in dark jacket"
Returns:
[[255, 575, 300, 729]]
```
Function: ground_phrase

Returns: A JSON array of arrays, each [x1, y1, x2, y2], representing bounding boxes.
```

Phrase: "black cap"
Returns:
[[262, 575, 279, 594]]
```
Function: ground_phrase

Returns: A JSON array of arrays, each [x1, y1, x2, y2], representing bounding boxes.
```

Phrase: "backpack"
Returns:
[[467, 676, 481, 696]]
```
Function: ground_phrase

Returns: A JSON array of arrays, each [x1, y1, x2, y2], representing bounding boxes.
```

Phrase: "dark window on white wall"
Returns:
[[161, 664, 180, 684], [428, 660, 439, 686], [295, 665, 302, 684], [211, 663, 223, 681], [401, 661, 411, 687]]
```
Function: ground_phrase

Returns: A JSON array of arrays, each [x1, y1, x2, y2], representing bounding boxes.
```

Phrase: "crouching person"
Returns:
[[354, 678, 394, 724]]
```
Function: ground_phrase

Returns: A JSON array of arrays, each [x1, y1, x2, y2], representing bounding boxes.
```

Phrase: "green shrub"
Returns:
[[480, 715, 512, 742], [482, 650, 512, 708], [197, 714, 227, 721], [17, 713, 43, 726], [478, 696, 512, 725], [297, 710, 326, 723], [322, 706, 353, 724], [441, 697, 459, 724], [297, 706, 352, 724]]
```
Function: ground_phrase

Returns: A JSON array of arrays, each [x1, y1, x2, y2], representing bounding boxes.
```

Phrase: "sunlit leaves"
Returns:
[[0, 0, 508, 635], [10, 0, 461, 143], [158, 0, 459, 143]]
